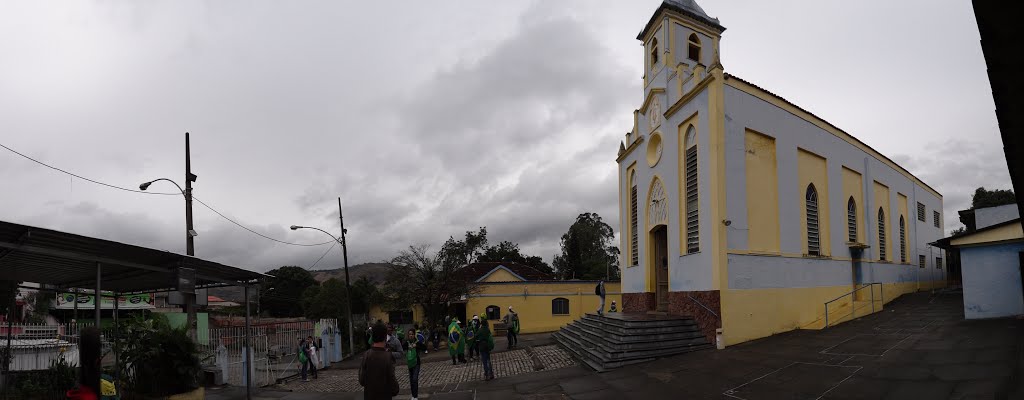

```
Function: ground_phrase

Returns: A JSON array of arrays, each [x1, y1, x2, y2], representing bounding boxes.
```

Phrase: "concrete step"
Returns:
[[562, 324, 708, 352], [573, 320, 705, 343], [553, 330, 710, 371], [556, 324, 711, 362], [582, 314, 697, 330], [576, 318, 703, 337]]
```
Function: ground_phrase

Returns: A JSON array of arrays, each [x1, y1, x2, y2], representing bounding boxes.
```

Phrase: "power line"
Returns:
[[309, 241, 338, 269], [0, 141, 334, 247]]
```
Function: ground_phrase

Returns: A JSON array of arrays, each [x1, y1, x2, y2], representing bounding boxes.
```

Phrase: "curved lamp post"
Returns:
[[291, 224, 354, 358]]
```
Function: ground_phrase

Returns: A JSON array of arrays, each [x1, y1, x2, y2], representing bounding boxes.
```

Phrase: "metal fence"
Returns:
[[201, 319, 343, 387]]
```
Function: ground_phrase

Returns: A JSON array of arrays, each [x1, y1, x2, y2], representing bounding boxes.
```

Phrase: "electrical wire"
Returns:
[[1, 141, 334, 247], [308, 240, 338, 269]]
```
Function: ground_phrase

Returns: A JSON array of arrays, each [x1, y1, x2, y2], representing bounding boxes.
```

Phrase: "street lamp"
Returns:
[[139, 177, 198, 341], [291, 224, 354, 358]]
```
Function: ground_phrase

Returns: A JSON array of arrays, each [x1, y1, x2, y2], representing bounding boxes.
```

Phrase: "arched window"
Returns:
[[899, 216, 907, 263], [485, 305, 501, 321], [688, 33, 701, 62], [878, 208, 887, 261], [684, 127, 699, 253], [847, 197, 857, 242], [650, 38, 660, 67], [806, 184, 820, 256], [551, 298, 569, 315], [630, 170, 639, 265]]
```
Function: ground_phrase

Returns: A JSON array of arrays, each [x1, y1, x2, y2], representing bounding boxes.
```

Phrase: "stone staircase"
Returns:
[[552, 313, 712, 372]]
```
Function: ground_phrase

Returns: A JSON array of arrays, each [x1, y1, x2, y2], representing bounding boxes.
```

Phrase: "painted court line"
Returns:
[[721, 362, 861, 400], [819, 333, 910, 357]]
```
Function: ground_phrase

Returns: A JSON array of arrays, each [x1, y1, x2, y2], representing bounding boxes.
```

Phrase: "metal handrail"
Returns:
[[687, 295, 719, 318], [824, 282, 883, 328]]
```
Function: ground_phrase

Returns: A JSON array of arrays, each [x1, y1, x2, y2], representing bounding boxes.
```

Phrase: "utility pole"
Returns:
[[184, 132, 198, 339], [338, 198, 354, 358]]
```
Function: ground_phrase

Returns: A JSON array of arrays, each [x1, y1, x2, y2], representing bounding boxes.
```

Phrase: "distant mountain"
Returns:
[[310, 262, 392, 285], [207, 263, 393, 303]]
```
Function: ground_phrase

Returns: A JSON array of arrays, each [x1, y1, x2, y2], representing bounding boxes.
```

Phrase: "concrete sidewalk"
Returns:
[[210, 291, 1024, 399], [327, 332, 554, 370]]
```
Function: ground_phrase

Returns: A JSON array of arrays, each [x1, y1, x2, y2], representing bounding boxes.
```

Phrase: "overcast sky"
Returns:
[[0, 0, 1010, 273]]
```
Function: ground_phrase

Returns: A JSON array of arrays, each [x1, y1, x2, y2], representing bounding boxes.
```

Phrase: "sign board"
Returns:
[[54, 292, 155, 310], [167, 289, 208, 306], [177, 267, 196, 294]]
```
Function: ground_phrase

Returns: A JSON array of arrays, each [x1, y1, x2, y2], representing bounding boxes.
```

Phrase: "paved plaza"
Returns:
[[278, 345, 576, 393], [210, 290, 1024, 399]]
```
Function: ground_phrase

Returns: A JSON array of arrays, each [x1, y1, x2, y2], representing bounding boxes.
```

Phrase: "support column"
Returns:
[[95, 263, 101, 327], [244, 284, 252, 400]]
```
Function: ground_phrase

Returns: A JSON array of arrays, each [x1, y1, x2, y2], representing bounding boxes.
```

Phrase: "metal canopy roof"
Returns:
[[0, 220, 266, 293]]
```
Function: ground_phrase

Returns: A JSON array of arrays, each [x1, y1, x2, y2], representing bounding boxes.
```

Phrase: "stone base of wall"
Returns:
[[622, 292, 655, 312], [667, 290, 722, 344]]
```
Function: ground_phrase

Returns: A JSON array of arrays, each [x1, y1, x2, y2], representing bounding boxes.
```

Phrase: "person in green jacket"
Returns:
[[466, 315, 480, 361], [447, 317, 466, 364], [477, 316, 495, 381]]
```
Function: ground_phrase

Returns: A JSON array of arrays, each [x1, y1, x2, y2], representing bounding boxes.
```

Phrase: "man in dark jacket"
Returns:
[[359, 322, 400, 399]]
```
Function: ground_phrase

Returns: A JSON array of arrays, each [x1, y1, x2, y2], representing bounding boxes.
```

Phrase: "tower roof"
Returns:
[[637, 0, 725, 40]]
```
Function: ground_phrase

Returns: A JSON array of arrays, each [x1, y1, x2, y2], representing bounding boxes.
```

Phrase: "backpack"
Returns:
[[297, 345, 308, 363], [405, 341, 418, 368], [595, 283, 601, 295]]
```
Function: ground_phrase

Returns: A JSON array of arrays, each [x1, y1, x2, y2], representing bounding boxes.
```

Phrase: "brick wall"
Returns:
[[622, 292, 655, 312], [667, 290, 721, 344]]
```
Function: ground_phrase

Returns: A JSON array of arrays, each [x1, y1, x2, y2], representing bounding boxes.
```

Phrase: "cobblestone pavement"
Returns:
[[281, 345, 576, 393]]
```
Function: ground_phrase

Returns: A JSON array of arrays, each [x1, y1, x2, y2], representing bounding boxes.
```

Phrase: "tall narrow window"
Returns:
[[650, 38, 659, 67], [687, 33, 701, 62], [878, 208, 887, 260], [936, 257, 943, 269], [806, 185, 820, 256], [933, 211, 940, 228], [899, 216, 907, 263], [630, 171, 639, 266], [847, 197, 857, 242], [919, 255, 926, 269], [684, 127, 699, 253], [917, 202, 926, 221]]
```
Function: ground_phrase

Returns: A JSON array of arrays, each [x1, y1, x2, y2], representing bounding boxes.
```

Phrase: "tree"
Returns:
[[259, 266, 316, 317], [302, 278, 348, 321], [349, 276, 383, 315], [437, 227, 489, 269], [971, 187, 1016, 209], [479, 240, 553, 274], [552, 213, 620, 280], [382, 245, 481, 328], [951, 226, 966, 236]]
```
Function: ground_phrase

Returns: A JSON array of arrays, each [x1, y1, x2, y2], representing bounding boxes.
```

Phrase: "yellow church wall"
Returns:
[[874, 181, 891, 261], [721, 279, 947, 346], [468, 282, 622, 334], [841, 167, 865, 244], [744, 129, 780, 253], [798, 149, 830, 256], [898, 193, 910, 264]]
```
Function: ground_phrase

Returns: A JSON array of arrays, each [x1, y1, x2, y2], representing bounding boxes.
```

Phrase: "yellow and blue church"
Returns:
[[617, 0, 947, 346]]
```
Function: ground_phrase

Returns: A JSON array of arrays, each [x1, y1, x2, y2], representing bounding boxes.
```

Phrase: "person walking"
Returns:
[[415, 324, 428, 354], [466, 315, 480, 361], [447, 316, 467, 364], [385, 324, 404, 362], [477, 316, 496, 381], [360, 322, 400, 400], [66, 327, 102, 400], [306, 336, 320, 379], [502, 306, 520, 349], [596, 280, 607, 316], [403, 328, 427, 400], [431, 324, 441, 352], [297, 338, 311, 382]]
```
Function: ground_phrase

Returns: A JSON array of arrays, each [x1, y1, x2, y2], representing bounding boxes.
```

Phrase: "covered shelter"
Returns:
[[934, 218, 1024, 320], [0, 220, 266, 398]]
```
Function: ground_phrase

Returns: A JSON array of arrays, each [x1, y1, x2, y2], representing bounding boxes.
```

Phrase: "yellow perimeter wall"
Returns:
[[467, 282, 622, 334], [369, 282, 622, 334], [745, 129, 780, 252], [721, 280, 946, 346]]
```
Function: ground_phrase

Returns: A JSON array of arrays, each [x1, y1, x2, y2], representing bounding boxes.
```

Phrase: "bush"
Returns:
[[113, 314, 202, 397]]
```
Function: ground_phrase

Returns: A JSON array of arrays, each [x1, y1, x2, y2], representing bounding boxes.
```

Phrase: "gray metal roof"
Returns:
[[0, 220, 266, 293], [637, 0, 725, 41]]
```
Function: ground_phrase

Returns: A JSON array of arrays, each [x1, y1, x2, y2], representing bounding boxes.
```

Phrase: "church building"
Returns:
[[616, 0, 947, 346]]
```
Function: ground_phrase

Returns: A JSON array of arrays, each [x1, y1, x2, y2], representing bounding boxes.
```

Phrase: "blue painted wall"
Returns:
[[960, 242, 1024, 319]]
